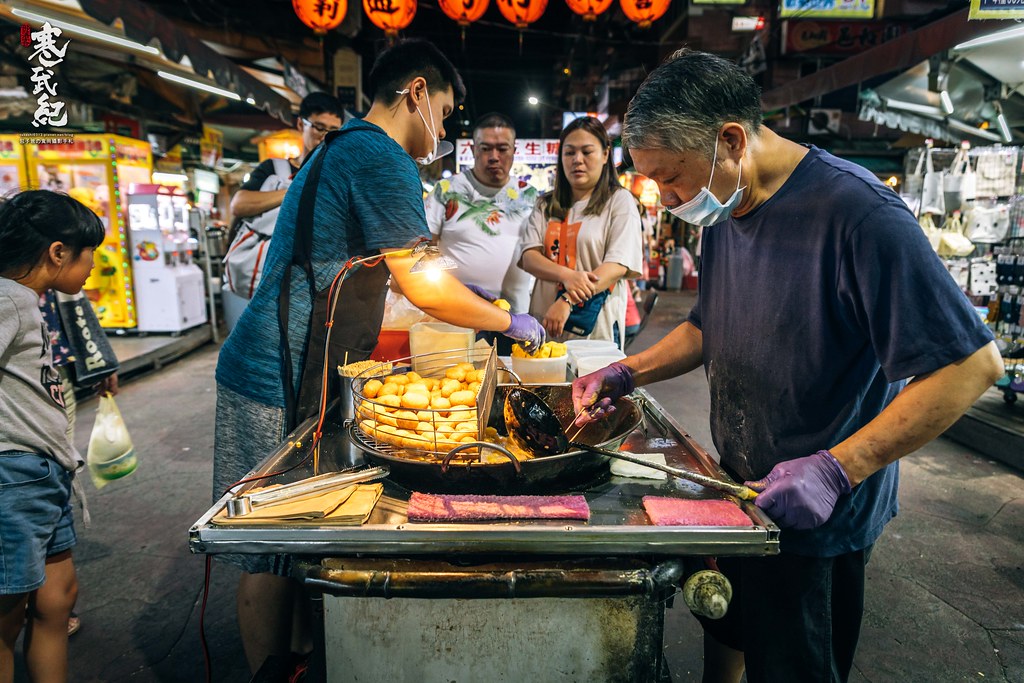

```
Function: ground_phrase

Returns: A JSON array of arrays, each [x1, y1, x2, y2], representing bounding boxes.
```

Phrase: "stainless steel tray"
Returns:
[[189, 388, 779, 557]]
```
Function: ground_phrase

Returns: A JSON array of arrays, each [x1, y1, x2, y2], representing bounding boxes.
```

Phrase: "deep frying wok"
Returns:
[[353, 384, 643, 493]]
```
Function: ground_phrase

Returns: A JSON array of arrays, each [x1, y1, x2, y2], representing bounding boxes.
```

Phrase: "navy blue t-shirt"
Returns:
[[688, 146, 993, 556], [216, 119, 429, 407]]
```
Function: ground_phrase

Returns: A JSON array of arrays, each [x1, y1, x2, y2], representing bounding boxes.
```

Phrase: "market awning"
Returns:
[[760, 8, 1020, 112], [76, 0, 292, 123]]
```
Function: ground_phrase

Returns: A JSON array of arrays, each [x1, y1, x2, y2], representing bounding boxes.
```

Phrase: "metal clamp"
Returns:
[[225, 466, 390, 518]]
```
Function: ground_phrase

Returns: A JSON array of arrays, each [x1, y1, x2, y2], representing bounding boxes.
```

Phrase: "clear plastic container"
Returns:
[[510, 354, 569, 384], [409, 322, 475, 372], [565, 339, 620, 374], [575, 352, 627, 377]]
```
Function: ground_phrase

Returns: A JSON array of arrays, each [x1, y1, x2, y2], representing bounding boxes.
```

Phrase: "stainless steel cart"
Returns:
[[190, 388, 779, 682]]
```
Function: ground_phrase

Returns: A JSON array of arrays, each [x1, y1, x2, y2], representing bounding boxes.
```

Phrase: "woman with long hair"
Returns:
[[519, 116, 643, 348]]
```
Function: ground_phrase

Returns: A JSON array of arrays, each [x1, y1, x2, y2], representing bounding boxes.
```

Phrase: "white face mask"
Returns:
[[397, 84, 454, 166], [665, 142, 745, 227]]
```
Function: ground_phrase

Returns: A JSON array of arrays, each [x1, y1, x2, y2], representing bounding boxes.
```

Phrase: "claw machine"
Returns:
[[0, 134, 29, 196], [25, 135, 153, 329], [126, 184, 208, 332]]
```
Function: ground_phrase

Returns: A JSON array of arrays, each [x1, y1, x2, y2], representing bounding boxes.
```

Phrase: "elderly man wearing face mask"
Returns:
[[425, 113, 538, 340], [572, 49, 1002, 683]]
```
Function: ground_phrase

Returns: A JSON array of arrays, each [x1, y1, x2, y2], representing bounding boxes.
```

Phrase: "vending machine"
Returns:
[[25, 135, 153, 328], [126, 185, 208, 333]]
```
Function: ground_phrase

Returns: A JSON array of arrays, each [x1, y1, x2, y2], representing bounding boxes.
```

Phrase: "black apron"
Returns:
[[278, 127, 391, 430]]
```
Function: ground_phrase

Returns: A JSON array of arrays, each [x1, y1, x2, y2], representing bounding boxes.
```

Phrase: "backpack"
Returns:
[[224, 157, 294, 299]]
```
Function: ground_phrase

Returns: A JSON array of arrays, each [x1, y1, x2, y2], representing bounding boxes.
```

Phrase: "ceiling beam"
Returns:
[[166, 18, 326, 84], [761, 8, 1020, 111]]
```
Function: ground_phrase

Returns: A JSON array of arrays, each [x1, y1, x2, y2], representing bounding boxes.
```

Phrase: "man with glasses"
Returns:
[[230, 92, 343, 222], [425, 112, 537, 349], [224, 93, 343, 302]]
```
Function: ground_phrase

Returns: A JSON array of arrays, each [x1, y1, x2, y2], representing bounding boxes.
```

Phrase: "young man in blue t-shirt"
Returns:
[[213, 39, 544, 674], [574, 50, 1003, 682]]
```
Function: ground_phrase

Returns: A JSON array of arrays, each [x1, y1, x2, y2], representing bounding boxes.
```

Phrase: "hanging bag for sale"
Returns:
[[943, 145, 976, 210], [86, 394, 137, 488], [964, 202, 1011, 243], [55, 291, 120, 388], [919, 213, 941, 252], [900, 149, 926, 215], [920, 147, 945, 216], [974, 148, 1018, 198], [937, 213, 975, 258]]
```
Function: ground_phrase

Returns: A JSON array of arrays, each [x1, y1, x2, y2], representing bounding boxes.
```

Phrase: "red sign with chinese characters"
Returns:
[[782, 20, 907, 55]]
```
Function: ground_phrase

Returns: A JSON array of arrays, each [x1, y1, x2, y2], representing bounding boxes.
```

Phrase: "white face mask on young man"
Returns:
[[397, 83, 454, 166], [665, 141, 745, 227]]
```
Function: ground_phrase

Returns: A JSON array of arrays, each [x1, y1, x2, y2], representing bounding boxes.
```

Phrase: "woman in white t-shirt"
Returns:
[[520, 117, 643, 348]]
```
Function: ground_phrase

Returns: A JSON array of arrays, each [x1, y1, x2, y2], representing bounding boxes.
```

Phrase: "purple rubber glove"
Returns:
[[505, 313, 545, 353], [745, 450, 852, 530], [465, 284, 498, 301], [571, 362, 636, 426]]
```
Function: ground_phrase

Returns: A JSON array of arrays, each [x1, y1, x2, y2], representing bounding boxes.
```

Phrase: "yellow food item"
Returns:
[[512, 341, 567, 359], [493, 299, 511, 312], [363, 379, 383, 398], [400, 392, 429, 410]]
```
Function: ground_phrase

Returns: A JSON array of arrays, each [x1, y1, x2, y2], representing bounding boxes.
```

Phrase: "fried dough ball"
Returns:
[[455, 421, 478, 433], [401, 391, 430, 410], [467, 381, 481, 394], [405, 382, 429, 395], [405, 371, 422, 383], [445, 367, 468, 382], [378, 382, 400, 397], [384, 373, 409, 385], [457, 362, 475, 371], [376, 394, 401, 409], [423, 377, 440, 391], [393, 410, 419, 430], [440, 379, 462, 398], [363, 379, 383, 399], [430, 396, 452, 410], [449, 390, 475, 407]]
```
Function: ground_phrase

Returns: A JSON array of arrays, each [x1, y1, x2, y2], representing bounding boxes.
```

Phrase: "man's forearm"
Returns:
[[624, 321, 704, 386], [231, 189, 287, 218], [831, 341, 1003, 486]]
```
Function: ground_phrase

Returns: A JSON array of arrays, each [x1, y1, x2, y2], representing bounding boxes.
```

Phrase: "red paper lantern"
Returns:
[[293, 0, 348, 35], [496, 0, 548, 28], [619, 0, 670, 28], [438, 0, 490, 26], [565, 0, 612, 21], [363, 0, 417, 36]]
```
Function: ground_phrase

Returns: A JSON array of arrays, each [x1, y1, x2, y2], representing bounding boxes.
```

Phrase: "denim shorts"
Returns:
[[0, 451, 76, 595], [213, 384, 288, 575]]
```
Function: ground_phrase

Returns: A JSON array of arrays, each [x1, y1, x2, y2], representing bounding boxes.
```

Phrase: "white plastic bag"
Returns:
[[920, 148, 945, 216], [87, 394, 137, 488]]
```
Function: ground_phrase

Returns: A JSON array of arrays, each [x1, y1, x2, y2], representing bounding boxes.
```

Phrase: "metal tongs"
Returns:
[[225, 466, 390, 518]]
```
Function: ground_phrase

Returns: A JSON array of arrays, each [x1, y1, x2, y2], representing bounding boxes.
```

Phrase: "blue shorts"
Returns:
[[0, 451, 76, 595]]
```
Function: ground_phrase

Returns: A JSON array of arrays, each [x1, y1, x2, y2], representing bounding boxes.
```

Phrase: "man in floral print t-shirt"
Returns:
[[425, 112, 537, 314]]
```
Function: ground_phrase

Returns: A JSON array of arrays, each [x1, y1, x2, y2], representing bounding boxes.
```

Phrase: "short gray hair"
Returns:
[[623, 49, 763, 158]]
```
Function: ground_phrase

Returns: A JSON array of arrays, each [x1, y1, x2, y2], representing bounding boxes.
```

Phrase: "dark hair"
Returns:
[[0, 190, 105, 279], [299, 92, 344, 120], [623, 48, 763, 157], [473, 112, 516, 138], [368, 39, 466, 106], [543, 116, 621, 221]]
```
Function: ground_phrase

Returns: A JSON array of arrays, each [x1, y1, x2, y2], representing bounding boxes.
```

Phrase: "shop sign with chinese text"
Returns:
[[969, 0, 1024, 19], [780, 0, 875, 20], [456, 139, 559, 170], [782, 19, 906, 54]]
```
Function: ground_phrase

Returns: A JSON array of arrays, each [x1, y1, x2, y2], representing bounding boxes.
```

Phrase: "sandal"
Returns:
[[67, 612, 81, 637]]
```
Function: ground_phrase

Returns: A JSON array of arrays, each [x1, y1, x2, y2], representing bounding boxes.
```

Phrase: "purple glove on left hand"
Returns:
[[744, 450, 852, 530], [505, 313, 545, 353], [465, 284, 498, 301]]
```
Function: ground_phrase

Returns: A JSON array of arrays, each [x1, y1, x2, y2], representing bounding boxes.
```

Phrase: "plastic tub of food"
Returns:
[[409, 322, 475, 372], [510, 354, 569, 384], [575, 352, 627, 377]]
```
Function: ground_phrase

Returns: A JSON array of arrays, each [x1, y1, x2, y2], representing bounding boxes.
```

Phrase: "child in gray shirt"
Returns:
[[0, 190, 105, 683]]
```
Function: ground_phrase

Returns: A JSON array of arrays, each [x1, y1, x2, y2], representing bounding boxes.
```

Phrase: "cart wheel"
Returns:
[[1004, 391, 1017, 405]]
